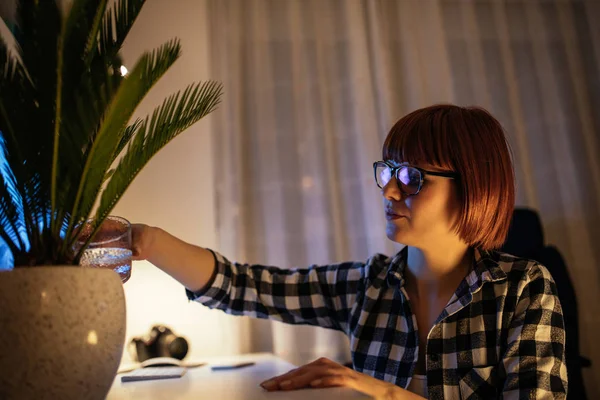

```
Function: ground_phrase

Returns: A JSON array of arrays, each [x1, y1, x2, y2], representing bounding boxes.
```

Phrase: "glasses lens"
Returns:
[[397, 166, 422, 194], [375, 163, 392, 188]]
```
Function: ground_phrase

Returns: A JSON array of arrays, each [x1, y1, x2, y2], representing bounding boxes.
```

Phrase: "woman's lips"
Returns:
[[385, 211, 405, 221]]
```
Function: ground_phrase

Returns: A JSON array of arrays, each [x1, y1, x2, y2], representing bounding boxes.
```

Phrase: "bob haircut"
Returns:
[[382, 104, 515, 250]]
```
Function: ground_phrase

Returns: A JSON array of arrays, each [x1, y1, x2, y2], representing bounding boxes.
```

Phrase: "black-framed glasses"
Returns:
[[373, 160, 458, 195]]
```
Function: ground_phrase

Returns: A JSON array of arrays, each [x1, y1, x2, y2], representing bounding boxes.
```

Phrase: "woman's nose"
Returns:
[[381, 177, 403, 201]]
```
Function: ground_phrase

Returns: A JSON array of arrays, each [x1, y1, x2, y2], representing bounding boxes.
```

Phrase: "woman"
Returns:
[[132, 105, 568, 399]]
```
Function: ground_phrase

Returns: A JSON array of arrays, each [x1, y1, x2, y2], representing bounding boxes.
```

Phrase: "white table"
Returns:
[[107, 353, 371, 399]]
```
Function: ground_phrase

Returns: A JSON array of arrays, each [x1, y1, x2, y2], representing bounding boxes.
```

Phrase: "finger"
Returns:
[[131, 247, 144, 260], [269, 371, 315, 391], [279, 371, 333, 391], [130, 224, 147, 260], [261, 366, 344, 391], [266, 371, 331, 392], [259, 368, 300, 390], [131, 246, 144, 261], [259, 358, 339, 390]]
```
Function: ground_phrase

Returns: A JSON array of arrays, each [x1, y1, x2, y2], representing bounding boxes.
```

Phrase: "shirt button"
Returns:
[[430, 354, 439, 362]]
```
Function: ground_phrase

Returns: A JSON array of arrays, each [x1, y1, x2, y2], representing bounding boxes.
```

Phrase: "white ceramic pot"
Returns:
[[0, 267, 126, 400]]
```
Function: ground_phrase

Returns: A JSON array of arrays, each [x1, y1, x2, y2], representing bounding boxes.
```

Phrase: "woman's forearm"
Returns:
[[145, 227, 216, 292]]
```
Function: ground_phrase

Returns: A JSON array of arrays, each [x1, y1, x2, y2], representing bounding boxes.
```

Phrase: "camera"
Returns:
[[129, 325, 189, 362]]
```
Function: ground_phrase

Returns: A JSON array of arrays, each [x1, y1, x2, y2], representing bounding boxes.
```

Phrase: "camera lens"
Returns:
[[167, 337, 189, 360]]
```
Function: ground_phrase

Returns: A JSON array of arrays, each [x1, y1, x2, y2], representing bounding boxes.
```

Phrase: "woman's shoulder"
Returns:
[[343, 252, 394, 282], [486, 250, 557, 288]]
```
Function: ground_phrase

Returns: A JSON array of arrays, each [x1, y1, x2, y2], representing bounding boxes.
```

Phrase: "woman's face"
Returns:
[[381, 161, 462, 247]]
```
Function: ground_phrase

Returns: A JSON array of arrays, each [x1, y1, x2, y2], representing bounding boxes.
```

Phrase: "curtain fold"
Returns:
[[207, 0, 600, 395]]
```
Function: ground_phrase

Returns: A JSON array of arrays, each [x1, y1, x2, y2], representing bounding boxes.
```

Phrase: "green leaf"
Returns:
[[8, 0, 62, 244], [0, 28, 43, 254], [63, 0, 108, 73], [63, 39, 182, 253], [112, 118, 142, 165], [0, 165, 26, 254], [50, 22, 65, 237], [96, 0, 145, 62], [92, 81, 222, 229], [53, 0, 126, 235]]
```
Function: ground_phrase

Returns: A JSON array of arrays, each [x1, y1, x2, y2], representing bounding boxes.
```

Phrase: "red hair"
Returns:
[[383, 104, 515, 250]]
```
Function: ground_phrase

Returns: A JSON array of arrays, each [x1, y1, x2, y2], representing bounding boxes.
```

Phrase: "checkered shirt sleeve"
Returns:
[[500, 263, 568, 398], [186, 249, 372, 333]]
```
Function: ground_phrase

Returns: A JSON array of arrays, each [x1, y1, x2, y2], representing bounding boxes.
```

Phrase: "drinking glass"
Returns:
[[74, 216, 133, 283]]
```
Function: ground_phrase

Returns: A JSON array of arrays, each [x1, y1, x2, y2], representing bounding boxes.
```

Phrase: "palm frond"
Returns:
[[0, 28, 44, 255], [96, 0, 145, 62], [61, 0, 109, 70], [11, 0, 60, 165], [112, 119, 142, 165], [61, 0, 109, 79], [0, 37, 26, 166], [6, 1, 63, 248], [0, 163, 26, 255], [62, 39, 182, 255], [50, 26, 64, 237], [91, 81, 222, 233], [51, 1, 126, 237], [0, 123, 29, 261], [52, 1, 111, 232], [52, 59, 125, 223]]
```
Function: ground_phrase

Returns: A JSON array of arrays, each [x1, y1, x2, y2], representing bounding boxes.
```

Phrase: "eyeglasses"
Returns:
[[373, 160, 458, 195]]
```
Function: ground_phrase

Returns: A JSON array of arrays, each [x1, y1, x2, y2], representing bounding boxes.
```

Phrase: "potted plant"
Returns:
[[0, 0, 222, 398]]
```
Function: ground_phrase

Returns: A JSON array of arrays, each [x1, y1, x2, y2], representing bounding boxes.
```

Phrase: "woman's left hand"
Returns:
[[259, 357, 399, 399]]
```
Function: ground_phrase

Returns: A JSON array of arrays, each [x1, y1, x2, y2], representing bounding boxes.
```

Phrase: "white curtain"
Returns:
[[206, 0, 600, 396]]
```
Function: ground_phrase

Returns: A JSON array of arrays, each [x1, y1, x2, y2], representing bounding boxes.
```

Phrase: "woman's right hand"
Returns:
[[131, 224, 156, 261]]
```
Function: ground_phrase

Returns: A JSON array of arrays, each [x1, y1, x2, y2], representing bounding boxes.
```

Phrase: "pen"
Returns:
[[211, 362, 256, 371]]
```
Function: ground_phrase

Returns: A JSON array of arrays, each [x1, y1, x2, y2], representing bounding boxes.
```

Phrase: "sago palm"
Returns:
[[0, 0, 222, 267]]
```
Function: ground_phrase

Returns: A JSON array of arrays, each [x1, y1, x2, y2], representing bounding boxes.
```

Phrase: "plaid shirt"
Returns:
[[187, 247, 568, 399]]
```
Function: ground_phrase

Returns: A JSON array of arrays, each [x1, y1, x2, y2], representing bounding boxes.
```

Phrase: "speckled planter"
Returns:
[[0, 267, 126, 400]]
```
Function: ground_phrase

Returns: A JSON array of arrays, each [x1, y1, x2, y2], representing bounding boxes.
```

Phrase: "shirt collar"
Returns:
[[466, 248, 507, 291], [385, 247, 507, 292]]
